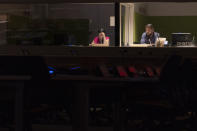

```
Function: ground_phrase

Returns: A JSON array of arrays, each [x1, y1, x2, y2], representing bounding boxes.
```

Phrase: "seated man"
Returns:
[[140, 24, 160, 44], [90, 28, 110, 46]]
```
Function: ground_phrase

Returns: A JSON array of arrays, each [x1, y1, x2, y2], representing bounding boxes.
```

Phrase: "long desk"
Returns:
[[53, 74, 160, 131]]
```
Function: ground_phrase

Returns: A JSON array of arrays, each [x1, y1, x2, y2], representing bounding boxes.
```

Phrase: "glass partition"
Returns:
[[2, 2, 197, 47], [121, 2, 197, 47], [0, 3, 115, 46]]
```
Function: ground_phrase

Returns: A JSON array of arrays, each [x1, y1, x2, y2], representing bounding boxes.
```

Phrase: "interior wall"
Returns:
[[133, 3, 147, 42], [48, 3, 115, 45], [133, 12, 147, 43], [0, 4, 30, 16], [146, 2, 197, 16], [146, 16, 197, 42]]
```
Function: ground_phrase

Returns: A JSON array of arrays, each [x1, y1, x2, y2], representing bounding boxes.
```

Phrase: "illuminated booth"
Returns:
[[0, 2, 195, 47], [120, 2, 197, 47]]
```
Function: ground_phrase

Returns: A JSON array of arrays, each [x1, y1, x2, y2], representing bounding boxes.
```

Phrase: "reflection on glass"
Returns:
[[0, 3, 115, 46], [120, 4, 125, 47]]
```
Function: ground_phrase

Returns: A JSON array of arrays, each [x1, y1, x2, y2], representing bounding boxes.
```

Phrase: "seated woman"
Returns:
[[140, 24, 160, 44], [91, 28, 110, 46]]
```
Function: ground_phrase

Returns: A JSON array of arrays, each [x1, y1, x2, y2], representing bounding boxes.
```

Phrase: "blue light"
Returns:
[[48, 66, 56, 75], [70, 67, 80, 70], [49, 70, 54, 75], [48, 66, 55, 70]]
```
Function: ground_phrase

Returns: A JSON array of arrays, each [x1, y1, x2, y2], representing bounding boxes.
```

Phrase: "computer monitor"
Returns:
[[172, 33, 192, 46]]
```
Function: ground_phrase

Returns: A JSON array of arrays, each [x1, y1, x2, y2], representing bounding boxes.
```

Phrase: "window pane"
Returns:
[[0, 3, 115, 46]]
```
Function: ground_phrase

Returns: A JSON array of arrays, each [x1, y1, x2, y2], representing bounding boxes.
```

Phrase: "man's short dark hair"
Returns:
[[145, 24, 154, 30]]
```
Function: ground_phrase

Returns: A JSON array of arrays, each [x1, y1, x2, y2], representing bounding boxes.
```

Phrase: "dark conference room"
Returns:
[[0, 0, 197, 131]]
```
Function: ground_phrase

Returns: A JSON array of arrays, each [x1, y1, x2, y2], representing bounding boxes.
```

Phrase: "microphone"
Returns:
[[157, 33, 160, 38], [149, 39, 151, 44], [157, 33, 160, 46]]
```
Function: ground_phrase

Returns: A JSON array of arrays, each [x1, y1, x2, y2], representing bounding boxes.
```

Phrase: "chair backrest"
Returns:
[[160, 55, 195, 110], [160, 54, 183, 83]]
